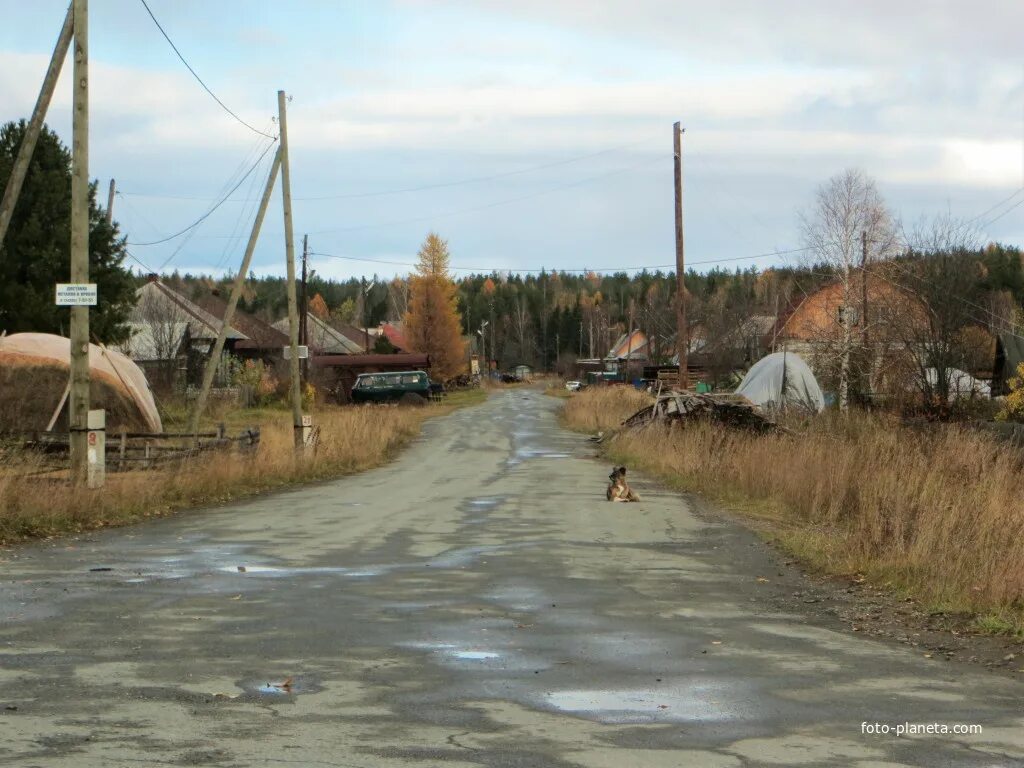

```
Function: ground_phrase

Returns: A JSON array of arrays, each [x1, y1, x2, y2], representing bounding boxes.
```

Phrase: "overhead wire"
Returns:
[[117, 136, 661, 202], [303, 152, 666, 236], [136, 0, 276, 140], [127, 138, 278, 247], [307, 246, 815, 275]]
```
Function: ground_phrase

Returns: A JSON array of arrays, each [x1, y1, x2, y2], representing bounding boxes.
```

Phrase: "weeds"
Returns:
[[563, 387, 1024, 628]]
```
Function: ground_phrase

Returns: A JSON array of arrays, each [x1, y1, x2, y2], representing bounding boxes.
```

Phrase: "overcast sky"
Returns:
[[1, 0, 1022, 280]]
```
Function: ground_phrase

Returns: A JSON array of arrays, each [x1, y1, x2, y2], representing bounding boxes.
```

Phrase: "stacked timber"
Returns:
[[622, 390, 784, 434]]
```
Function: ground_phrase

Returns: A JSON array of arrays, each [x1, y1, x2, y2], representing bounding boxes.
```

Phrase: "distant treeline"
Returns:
[[157, 242, 1023, 369]]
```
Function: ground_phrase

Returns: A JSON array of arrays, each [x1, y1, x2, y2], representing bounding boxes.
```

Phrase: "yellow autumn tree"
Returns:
[[404, 232, 466, 381], [308, 293, 330, 320]]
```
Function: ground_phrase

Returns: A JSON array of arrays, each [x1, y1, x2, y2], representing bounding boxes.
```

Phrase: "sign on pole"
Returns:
[[283, 344, 309, 360], [55, 283, 97, 306]]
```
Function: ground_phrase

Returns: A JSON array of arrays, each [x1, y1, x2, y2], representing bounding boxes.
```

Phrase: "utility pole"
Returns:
[[188, 147, 282, 439], [861, 229, 870, 401], [105, 178, 115, 225], [300, 233, 308, 381], [673, 121, 689, 390], [361, 278, 370, 353], [68, 0, 90, 484], [0, 3, 74, 250], [278, 90, 304, 449]]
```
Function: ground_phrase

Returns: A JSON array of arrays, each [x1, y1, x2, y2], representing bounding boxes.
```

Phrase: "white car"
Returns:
[[565, 380, 582, 392]]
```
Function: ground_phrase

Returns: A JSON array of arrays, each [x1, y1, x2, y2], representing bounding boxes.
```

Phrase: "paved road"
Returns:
[[1, 389, 1022, 767]]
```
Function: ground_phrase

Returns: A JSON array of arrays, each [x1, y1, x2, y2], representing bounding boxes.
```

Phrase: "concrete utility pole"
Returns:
[[278, 90, 304, 448], [861, 230, 869, 346], [188, 147, 282, 439], [673, 121, 689, 390], [68, 0, 90, 484], [105, 178, 115, 225], [0, 3, 74, 250]]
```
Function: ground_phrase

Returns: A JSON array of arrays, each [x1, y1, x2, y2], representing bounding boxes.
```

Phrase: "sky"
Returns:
[[1, 0, 1022, 281]]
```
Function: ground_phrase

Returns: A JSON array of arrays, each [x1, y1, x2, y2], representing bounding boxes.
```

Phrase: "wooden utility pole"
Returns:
[[861, 229, 870, 401], [299, 233, 309, 381], [188, 147, 282, 439], [105, 178, 115, 225], [0, 3, 74, 250], [361, 278, 370, 353], [278, 90, 304, 448], [861, 230, 869, 346], [68, 0, 90, 484], [673, 121, 688, 390]]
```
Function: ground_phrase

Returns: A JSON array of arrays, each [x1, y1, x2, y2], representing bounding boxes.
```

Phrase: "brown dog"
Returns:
[[606, 466, 639, 502]]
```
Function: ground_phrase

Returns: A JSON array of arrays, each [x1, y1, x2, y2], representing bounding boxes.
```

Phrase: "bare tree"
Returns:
[[133, 286, 189, 393], [874, 213, 985, 411], [801, 169, 896, 409]]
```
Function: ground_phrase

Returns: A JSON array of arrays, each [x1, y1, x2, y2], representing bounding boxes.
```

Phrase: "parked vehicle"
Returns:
[[565, 380, 582, 392], [351, 370, 433, 404]]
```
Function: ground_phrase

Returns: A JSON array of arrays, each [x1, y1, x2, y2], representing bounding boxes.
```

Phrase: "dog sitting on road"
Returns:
[[606, 466, 640, 502]]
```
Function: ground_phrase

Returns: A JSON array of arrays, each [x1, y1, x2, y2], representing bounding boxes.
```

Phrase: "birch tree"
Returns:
[[800, 169, 896, 410]]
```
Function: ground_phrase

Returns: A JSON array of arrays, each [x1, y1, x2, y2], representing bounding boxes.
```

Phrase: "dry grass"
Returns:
[[563, 387, 1024, 629], [561, 385, 654, 432], [0, 391, 485, 544]]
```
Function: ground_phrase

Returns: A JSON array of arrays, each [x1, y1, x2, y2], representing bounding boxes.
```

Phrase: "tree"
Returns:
[[0, 120, 135, 341], [404, 232, 466, 381], [308, 292, 330, 320], [800, 169, 896, 409], [874, 214, 987, 412]]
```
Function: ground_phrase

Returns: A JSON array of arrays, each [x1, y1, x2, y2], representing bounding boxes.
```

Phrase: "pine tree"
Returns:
[[404, 232, 466, 381], [0, 120, 135, 341]]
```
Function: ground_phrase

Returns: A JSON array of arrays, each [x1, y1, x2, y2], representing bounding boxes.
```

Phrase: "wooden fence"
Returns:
[[4, 425, 260, 473]]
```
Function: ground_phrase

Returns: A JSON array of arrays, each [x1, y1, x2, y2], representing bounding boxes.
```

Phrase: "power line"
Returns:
[[137, 0, 276, 140], [117, 137, 660, 202], [297, 139, 659, 201], [968, 186, 1024, 224], [127, 139, 277, 247], [308, 246, 814, 274], [980, 195, 1024, 228], [304, 153, 666, 236]]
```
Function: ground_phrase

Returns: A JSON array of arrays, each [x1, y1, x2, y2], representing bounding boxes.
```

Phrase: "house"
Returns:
[[378, 321, 409, 352], [195, 291, 289, 365], [274, 313, 363, 356], [119, 278, 247, 391]]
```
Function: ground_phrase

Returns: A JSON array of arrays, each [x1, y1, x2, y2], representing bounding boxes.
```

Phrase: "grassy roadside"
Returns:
[[560, 387, 1024, 635], [0, 389, 486, 544]]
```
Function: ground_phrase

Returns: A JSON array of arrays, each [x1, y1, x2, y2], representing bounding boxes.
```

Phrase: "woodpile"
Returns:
[[622, 390, 785, 434]]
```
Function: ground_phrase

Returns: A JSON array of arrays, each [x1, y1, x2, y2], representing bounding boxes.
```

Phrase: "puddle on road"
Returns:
[[452, 651, 500, 661], [544, 682, 744, 724], [240, 675, 321, 698], [220, 565, 381, 577]]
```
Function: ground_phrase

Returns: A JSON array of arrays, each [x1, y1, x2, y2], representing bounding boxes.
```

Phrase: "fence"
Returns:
[[5, 425, 260, 473]]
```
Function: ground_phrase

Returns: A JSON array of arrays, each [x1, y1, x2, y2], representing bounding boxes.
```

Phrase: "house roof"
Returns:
[[195, 292, 289, 351], [608, 329, 649, 359], [132, 280, 247, 343], [380, 322, 408, 351], [275, 314, 363, 355]]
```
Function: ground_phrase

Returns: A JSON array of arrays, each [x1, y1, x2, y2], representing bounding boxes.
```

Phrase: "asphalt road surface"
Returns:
[[2, 389, 1023, 767]]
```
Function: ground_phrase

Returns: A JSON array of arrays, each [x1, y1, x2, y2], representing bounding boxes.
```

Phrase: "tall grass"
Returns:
[[0, 400, 474, 543], [561, 386, 654, 432], [564, 387, 1024, 624]]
